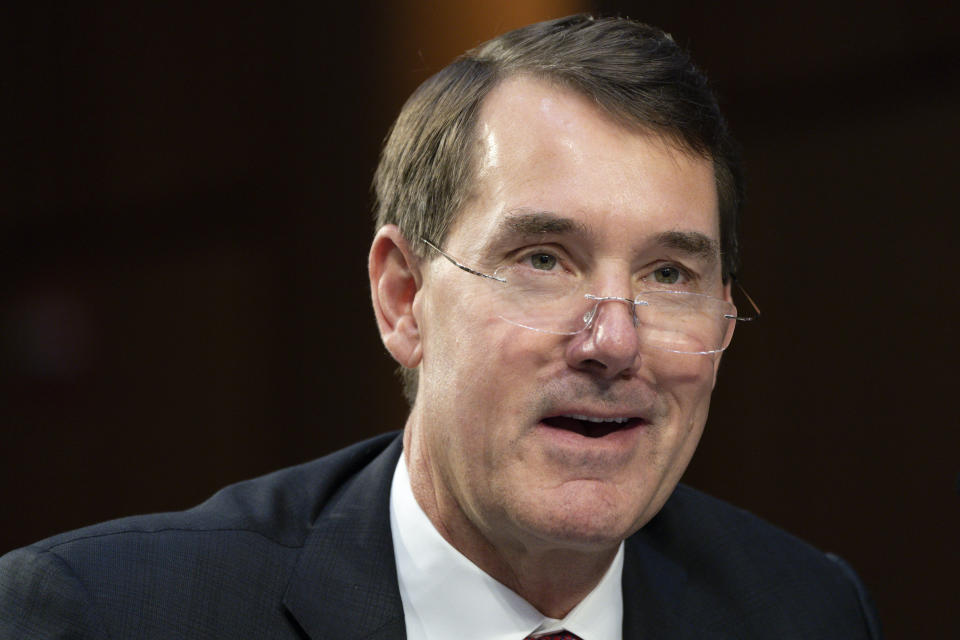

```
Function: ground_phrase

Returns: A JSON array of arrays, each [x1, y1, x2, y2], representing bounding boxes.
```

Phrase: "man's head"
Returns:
[[369, 14, 741, 591], [373, 14, 742, 404]]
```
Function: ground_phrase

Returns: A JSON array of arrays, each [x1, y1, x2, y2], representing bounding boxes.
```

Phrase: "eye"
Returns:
[[655, 266, 680, 283], [649, 265, 687, 285], [528, 253, 558, 271]]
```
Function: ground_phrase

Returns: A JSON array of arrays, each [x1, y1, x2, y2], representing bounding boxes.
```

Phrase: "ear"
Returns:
[[369, 225, 423, 369]]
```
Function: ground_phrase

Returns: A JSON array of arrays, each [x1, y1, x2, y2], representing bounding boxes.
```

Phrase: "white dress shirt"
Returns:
[[390, 454, 624, 640]]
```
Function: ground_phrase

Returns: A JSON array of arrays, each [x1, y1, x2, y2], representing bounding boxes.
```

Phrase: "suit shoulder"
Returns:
[[0, 432, 402, 638], [630, 483, 882, 637], [20, 431, 401, 554], [651, 483, 842, 571]]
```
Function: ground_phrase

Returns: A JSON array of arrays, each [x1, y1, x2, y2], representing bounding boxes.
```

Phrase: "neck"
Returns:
[[403, 424, 620, 618], [481, 544, 619, 618]]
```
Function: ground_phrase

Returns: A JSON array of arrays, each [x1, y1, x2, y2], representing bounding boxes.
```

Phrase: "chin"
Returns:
[[516, 482, 651, 550]]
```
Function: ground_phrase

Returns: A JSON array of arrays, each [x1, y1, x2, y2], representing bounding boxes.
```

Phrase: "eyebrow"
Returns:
[[498, 209, 588, 237], [493, 209, 720, 264], [653, 230, 720, 262]]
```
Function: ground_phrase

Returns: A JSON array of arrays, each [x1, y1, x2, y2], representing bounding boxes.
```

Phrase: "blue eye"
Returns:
[[529, 253, 557, 270]]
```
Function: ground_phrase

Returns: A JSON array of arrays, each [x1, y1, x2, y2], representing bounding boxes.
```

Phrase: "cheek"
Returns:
[[655, 355, 717, 439], [425, 324, 554, 495], [422, 309, 506, 422], [652, 352, 718, 401], [426, 318, 561, 461], [429, 290, 551, 386]]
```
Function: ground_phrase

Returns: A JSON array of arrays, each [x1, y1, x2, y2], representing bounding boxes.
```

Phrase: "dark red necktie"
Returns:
[[524, 633, 583, 640]]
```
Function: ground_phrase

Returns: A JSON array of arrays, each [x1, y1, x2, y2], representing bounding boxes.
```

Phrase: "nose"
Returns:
[[565, 295, 641, 379]]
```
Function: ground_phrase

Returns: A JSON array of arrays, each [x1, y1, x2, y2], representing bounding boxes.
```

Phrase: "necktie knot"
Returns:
[[525, 632, 583, 640]]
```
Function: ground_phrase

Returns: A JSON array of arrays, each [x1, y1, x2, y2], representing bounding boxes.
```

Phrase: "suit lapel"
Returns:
[[622, 532, 734, 640], [282, 435, 406, 640]]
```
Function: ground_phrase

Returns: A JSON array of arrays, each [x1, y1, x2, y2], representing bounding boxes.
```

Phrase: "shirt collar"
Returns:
[[390, 453, 623, 640]]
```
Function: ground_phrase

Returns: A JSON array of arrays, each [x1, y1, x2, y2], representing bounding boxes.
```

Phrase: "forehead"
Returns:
[[450, 76, 719, 254]]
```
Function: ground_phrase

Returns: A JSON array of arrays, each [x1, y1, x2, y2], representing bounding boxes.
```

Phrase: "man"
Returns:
[[1, 15, 881, 639]]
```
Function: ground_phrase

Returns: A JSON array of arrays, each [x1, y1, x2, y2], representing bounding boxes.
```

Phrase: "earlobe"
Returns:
[[369, 225, 423, 369]]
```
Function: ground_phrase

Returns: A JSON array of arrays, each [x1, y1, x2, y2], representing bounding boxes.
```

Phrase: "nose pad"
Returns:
[[582, 294, 642, 328]]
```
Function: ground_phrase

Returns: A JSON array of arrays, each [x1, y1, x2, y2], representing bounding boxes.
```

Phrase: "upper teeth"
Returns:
[[565, 414, 631, 424]]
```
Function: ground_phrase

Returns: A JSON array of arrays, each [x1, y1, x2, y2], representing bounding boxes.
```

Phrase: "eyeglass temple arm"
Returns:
[[420, 237, 507, 283], [729, 278, 761, 322]]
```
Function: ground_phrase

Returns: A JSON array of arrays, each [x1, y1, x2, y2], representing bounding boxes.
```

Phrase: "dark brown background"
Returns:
[[2, 2, 957, 636]]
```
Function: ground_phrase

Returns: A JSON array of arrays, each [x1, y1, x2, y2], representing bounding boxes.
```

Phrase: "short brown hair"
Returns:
[[373, 14, 743, 405]]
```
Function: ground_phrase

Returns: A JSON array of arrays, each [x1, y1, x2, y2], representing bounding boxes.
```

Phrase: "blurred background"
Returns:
[[2, 1, 957, 636]]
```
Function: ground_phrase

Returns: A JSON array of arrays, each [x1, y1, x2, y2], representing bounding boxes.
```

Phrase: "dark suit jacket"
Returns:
[[0, 432, 881, 639]]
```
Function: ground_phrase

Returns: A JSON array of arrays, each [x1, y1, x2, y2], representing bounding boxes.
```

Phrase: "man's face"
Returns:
[[408, 76, 728, 554]]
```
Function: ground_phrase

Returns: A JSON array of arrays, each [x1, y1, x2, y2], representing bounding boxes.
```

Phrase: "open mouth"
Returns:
[[541, 415, 645, 438]]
